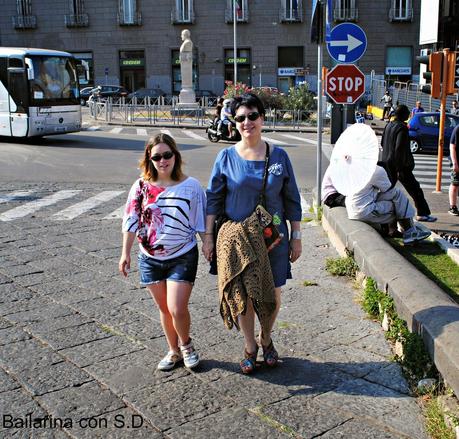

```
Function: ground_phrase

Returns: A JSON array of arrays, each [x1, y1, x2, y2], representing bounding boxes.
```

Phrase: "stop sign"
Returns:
[[325, 64, 365, 104]]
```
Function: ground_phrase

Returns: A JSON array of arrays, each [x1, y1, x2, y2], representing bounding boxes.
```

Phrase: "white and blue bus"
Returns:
[[0, 47, 81, 137]]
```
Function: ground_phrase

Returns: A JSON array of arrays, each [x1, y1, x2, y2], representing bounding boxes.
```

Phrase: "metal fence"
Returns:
[[370, 78, 459, 113], [88, 97, 322, 129]]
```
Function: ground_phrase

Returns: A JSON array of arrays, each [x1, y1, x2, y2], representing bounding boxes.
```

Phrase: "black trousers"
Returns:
[[398, 169, 430, 216]]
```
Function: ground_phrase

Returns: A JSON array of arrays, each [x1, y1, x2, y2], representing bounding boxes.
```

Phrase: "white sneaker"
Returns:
[[403, 227, 431, 245], [180, 339, 200, 369], [157, 350, 182, 371]]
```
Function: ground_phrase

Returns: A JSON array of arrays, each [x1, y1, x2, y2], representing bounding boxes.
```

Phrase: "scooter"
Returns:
[[206, 119, 241, 143]]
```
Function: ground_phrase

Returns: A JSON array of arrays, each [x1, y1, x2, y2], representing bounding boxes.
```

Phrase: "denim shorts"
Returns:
[[138, 245, 199, 285]]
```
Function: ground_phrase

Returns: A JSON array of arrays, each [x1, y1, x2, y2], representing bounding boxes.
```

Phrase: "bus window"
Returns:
[[30, 56, 78, 101]]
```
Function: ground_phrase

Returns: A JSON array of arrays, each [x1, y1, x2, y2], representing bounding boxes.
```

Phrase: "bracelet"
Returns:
[[291, 230, 302, 240]]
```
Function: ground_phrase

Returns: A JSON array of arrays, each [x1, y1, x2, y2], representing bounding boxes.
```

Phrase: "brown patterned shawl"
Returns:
[[216, 208, 276, 335]]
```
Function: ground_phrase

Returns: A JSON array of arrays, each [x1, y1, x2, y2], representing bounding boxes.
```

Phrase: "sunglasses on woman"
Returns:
[[233, 111, 261, 123], [151, 151, 174, 162]]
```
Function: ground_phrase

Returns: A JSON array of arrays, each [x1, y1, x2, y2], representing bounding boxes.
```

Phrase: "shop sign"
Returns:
[[226, 57, 249, 64], [385, 66, 411, 75], [278, 67, 298, 76], [120, 59, 144, 67]]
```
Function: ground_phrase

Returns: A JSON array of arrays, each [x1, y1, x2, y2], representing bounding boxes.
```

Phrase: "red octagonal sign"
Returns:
[[326, 64, 365, 104]]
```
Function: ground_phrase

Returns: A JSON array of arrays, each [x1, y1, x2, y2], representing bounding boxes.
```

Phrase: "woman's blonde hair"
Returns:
[[139, 133, 183, 182]]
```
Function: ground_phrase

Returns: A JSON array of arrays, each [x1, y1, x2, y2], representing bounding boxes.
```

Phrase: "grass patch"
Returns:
[[388, 239, 459, 303], [250, 406, 297, 436], [303, 280, 318, 287], [325, 255, 358, 278], [423, 397, 457, 439]]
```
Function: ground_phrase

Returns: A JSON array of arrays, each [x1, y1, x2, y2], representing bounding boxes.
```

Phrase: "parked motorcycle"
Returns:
[[206, 119, 241, 143]]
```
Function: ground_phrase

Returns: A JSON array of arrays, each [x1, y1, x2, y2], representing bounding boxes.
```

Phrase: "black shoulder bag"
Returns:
[[256, 143, 284, 252]]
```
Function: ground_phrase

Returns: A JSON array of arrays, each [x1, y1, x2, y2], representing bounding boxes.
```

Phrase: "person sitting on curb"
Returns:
[[345, 164, 431, 245], [321, 166, 345, 208]]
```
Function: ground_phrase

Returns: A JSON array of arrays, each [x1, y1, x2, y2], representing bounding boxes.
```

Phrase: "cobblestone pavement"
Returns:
[[0, 182, 427, 438]]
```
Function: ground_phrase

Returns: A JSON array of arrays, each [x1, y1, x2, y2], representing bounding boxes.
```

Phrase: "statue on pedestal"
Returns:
[[179, 29, 196, 104]]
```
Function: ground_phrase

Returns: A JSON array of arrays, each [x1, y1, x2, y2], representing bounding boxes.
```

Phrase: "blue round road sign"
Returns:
[[327, 23, 367, 64]]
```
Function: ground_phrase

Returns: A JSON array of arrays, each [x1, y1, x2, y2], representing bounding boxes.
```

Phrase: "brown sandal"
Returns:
[[261, 339, 279, 367], [240, 347, 258, 374]]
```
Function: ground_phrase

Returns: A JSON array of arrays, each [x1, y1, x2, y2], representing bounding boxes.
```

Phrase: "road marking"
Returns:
[[86, 126, 101, 131], [104, 205, 125, 220], [0, 190, 36, 204], [414, 156, 449, 162], [161, 129, 173, 136], [0, 190, 81, 222], [279, 133, 310, 143], [53, 191, 125, 220], [137, 128, 148, 137], [181, 130, 206, 140], [110, 127, 123, 134], [262, 136, 288, 145]]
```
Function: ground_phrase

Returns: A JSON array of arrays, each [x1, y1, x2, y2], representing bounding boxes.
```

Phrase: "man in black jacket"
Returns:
[[380, 105, 436, 222]]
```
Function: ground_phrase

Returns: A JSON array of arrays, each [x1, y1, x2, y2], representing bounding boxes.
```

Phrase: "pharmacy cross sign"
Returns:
[[325, 64, 365, 104]]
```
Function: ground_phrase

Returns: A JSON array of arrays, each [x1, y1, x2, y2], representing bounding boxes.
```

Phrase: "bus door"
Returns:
[[8, 57, 29, 137], [0, 57, 11, 136]]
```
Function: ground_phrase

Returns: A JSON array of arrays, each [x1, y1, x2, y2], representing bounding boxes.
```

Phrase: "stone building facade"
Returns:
[[0, 0, 420, 94]]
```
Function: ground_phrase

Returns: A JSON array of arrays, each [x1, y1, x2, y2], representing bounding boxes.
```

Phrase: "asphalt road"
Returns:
[[0, 128, 329, 191]]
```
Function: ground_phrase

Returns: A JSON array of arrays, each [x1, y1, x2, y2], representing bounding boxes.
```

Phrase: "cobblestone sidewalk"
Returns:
[[0, 213, 427, 438]]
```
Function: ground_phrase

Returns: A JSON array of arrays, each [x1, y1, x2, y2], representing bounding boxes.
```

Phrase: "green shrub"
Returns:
[[284, 82, 316, 112]]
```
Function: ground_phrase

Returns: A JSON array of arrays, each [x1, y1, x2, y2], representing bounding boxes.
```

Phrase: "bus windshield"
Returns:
[[28, 55, 79, 105]]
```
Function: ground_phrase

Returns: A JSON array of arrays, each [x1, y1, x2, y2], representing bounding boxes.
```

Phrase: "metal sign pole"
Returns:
[[317, 39, 323, 206], [233, 0, 237, 84]]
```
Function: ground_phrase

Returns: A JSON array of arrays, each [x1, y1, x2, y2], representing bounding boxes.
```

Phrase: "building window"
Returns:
[[224, 48, 251, 86], [280, 0, 302, 22], [13, 0, 37, 29], [225, 0, 249, 23], [334, 0, 358, 22], [172, 0, 194, 24], [65, 0, 89, 27], [389, 0, 413, 21], [118, 0, 142, 26]]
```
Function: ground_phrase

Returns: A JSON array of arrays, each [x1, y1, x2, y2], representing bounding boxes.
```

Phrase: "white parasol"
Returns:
[[329, 123, 379, 196]]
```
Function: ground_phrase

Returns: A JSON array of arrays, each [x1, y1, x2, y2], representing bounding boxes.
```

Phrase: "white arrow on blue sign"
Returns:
[[327, 23, 367, 64]]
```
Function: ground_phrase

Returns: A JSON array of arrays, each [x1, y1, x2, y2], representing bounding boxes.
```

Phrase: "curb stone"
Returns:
[[322, 205, 459, 398]]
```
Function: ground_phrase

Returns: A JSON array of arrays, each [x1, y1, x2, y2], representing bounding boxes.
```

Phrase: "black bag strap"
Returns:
[[258, 142, 270, 207]]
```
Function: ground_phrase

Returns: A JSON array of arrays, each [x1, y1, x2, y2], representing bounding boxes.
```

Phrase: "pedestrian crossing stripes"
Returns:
[[262, 136, 288, 146], [0, 190, 36, 204], [109, 127, 123, 134], [413, 155, 450, 190], [160, 129, 173, 137], [0, 190, 81, 222], [181, 130, 206, 140], [0, 189, 315, 223], [52, 191, 125, 220]]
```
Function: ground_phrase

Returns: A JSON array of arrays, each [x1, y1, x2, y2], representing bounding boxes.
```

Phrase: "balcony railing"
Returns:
[[171, 6, 195, 24], [279, 3, 303, 22], [225, 1, 248, 23], [117, 11, 142, 26], [333, 7, 358, 21], [65, 13, 89, 27], [389, 7, 413, 22], [12, 14, 37, 29]]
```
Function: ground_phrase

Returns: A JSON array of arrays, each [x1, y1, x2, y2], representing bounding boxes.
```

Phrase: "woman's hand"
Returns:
[[202, 235, 214, 262], [119, 253, 131, 277], [289, 239, 302, 263]]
